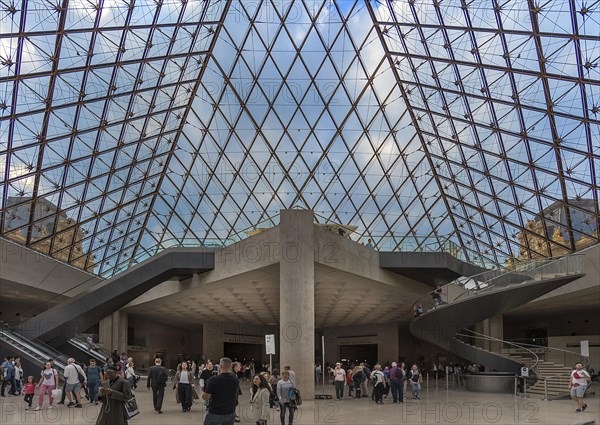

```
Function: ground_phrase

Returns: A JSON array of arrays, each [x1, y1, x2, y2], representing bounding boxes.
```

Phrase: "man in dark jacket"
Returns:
[[147, 358, 168, 414], [95, 365, 132, 425]]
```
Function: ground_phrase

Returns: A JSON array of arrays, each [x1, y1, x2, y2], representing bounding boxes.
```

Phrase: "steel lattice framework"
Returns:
[[0, 0, 598, 277]]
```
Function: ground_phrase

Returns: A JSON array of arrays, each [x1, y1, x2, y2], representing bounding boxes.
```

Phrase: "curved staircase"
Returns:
[[410, 255, 585, 375]]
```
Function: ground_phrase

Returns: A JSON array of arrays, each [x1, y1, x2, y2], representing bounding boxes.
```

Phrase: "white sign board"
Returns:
[[265, 334, 276, 355], [581, 340, 590, 357]]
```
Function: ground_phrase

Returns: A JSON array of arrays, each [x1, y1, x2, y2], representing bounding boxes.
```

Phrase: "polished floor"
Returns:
[[0, 381, 598, 425]]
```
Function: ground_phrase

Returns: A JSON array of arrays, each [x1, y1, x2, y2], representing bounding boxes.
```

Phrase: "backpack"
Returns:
[[371, 373, 379, 386], [395, 368, 404, 379], [157, 367, 168, 386], [289, 386, 302, 406]]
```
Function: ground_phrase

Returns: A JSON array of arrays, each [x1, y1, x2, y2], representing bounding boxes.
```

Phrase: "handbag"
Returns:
[[51, 388, 62, 398], [192, 387, 200, 400], [124, 396, 139, 419]]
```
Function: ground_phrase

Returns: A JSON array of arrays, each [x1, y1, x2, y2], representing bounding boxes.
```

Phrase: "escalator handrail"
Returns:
[[68, 338, 109, 362], [71, 335, 113, 358], [0, 330, 67, 371]]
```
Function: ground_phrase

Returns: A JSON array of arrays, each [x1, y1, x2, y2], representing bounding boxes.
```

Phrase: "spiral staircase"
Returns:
[[409, 254, 587, 397]]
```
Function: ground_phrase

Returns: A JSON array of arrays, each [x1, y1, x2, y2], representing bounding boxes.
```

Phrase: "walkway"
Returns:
[[1, 381, 597, 424]]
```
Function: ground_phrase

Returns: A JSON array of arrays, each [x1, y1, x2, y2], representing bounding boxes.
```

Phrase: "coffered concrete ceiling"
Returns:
[[123, 263, 426, 330]]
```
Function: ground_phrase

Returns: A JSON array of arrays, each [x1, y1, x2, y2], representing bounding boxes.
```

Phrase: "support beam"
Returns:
[[279, 209, 315, 400]]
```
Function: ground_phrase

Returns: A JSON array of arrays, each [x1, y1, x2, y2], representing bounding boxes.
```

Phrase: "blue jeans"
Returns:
[[334, 381, 344, 399], [204, 412, 236, 425], [390, 379, 401, 402], [88, 381, 99, 402], [280, 402, 296, 425], [411, 382, 421, 398]]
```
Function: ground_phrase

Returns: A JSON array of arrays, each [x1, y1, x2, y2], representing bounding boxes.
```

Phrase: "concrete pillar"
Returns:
[[476, 315, 503, 371], [202, 323, 224, 362], [279, 209, 315, 400], [98, 311, 128, 354]]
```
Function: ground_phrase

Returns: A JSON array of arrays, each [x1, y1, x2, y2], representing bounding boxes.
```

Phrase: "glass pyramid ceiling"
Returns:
[[0, 0, 598, 277]]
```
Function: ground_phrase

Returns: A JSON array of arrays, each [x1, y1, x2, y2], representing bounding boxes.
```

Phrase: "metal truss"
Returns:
[[1, 0, 598, 277]]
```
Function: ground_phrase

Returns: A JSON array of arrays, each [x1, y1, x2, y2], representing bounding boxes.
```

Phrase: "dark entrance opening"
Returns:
[[224, 342, 262, 363], [339, 344, 378, 367]]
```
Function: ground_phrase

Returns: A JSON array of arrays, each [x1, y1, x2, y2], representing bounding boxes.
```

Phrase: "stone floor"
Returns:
[[0, 381, 598, 425]]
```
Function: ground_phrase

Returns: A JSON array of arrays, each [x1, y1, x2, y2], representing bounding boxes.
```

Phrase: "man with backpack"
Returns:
[[147, 358, 168, 414], [389, 362, 405, 403]]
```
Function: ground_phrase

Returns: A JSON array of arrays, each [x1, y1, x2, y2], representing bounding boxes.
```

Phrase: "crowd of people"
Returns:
[[324, 361, 424, 404], [1, 351, 593, 423]]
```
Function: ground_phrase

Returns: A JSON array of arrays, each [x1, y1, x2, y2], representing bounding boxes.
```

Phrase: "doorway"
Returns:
[[339, 344, 378, 367], [224, 343, 263, 363]]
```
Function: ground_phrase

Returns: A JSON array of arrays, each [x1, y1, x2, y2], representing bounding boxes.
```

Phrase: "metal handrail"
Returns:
[[456, 331, 540, 372], [0, 330, 67, 372], [68, 337, 109, 362], [410, 254, 584, 315], [499, 340, 591, 370]]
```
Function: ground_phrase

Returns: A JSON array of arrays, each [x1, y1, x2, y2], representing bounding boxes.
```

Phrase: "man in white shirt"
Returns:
[[63, 358, 86, 408], [569, 362, 591, 412], [333, 363, 346, 400]]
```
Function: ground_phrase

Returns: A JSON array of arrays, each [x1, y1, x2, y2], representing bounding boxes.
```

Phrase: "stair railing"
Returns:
[[455, 330, 540, 372], [410, 254, 585, 318], [501, 339, 591, 370]]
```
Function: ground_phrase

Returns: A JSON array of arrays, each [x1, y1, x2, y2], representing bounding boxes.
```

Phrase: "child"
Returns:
[[23, 376, 35, 410]]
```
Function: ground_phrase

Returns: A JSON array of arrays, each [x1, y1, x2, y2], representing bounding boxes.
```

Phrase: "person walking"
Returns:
[[276, 371, 296, 425], [201, 357, 240, 425], [63, 358, 85, 408], [0, 356, 16, 396], [371, 364, 385, 404], [359, 363, 370, 398], [23, 376, 36, 410], [86, 359, 103, 405], [333, 363, 346, 400], [389, 362, 404, 403], [125, 360, 138, 390], [352, 366, 364, 398], [13, 361, 23, 395], [147, 358, 168, 414], [408, 364, 423, 400], [35, 361, 58, 410], [345, 369, 354, 397], [250, 374, 270, 425], [569, 362, 591, 413], [95, 365, 132, 425], [175, 361, 194, 412]]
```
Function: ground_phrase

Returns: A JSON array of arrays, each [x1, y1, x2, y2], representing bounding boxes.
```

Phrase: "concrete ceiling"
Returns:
[[0, 277, 68, 321], [123, 263, 425, 330], [505, 285, 600, 320]]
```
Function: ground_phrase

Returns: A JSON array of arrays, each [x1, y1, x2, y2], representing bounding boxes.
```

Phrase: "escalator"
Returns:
[[18, 248, 214, 347], [63, 336, 109, 365], [410, 254, 585, 372], [0, 328, 67, 376]]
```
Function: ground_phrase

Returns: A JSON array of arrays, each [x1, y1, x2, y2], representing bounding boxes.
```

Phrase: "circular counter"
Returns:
[[465, 373, 516, 393]]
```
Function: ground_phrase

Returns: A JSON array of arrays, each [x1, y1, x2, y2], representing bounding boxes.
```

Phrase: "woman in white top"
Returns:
[[250, 374, 270, 425], [36, 361, 58, 410], [125, 361, 138, 389], [175, 362, 194, 412], [14, 361, 23, 395]]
